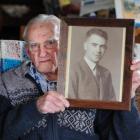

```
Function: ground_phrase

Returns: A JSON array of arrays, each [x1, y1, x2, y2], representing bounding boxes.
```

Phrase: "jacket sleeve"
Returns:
[[94, 98, 140, 140], [107, 72, 116, 101], [0, 95, 45, 140], [68, 65, 78, 99]]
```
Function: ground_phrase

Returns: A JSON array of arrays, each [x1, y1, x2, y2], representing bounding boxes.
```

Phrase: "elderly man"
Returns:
[[0, 14, 140, 140]]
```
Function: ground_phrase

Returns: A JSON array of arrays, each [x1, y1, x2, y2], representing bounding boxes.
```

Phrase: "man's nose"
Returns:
[[39, 45, 47, 57], [96, 46, 101, 52]]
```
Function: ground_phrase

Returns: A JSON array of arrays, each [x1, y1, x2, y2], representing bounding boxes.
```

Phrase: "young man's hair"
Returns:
[[86, 28, 108, 41]]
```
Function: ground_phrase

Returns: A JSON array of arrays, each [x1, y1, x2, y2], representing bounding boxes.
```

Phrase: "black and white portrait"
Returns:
[[65, 26, 126, 102]]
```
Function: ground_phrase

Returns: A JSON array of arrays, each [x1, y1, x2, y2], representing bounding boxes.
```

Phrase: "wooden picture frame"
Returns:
[[57, 17, 134, 110]]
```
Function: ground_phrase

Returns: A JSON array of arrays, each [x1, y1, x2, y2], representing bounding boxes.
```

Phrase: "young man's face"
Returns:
[[26, 22, 58, 74], [84, 34, 107, 63]]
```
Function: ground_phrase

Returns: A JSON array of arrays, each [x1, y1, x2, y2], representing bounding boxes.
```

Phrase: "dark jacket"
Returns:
[[0, 63, 140, 140]]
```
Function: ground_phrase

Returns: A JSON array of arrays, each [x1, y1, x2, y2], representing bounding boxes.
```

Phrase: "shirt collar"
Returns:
[[25, 62, 56, 82], [26, 62, 57, 92], [84, 56, 97, 71]]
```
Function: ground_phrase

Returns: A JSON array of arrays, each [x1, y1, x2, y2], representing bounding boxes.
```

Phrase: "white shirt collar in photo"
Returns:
[[84, 56, 97, 75]]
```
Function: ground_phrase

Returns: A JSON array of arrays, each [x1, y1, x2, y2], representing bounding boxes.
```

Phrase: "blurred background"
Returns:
[[0, 0, 116, 39]]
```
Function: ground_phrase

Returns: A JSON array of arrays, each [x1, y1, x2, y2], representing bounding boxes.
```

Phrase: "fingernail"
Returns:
[[66, 101, 70, 107], [61, 107, 65, 112]]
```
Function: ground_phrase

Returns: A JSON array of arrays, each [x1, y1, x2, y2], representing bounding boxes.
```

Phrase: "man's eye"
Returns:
[[30, 44, 37, 47], [30, 43, 38, 48], [44, 40, 57, 48], [100, 45, 106, 48], [47, 40, 56, 45], [93, 43, 97, 46], [90, 43, 97, 46], [48, 40, 54, 44]]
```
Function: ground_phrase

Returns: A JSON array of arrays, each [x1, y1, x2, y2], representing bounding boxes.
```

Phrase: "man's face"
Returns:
[[26, 22, 58, 74], [84, 34, 107, 63]]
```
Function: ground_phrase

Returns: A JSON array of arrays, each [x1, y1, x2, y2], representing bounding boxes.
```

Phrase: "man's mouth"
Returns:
[[40, 59, 51, 63], [95, 55, 101, 58]]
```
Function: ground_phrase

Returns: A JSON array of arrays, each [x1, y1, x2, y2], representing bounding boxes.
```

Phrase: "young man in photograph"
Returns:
[[69, 28, 116, 101]]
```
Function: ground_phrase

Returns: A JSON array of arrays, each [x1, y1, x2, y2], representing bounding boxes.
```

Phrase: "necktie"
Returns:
[[94, 68, 100, 95]]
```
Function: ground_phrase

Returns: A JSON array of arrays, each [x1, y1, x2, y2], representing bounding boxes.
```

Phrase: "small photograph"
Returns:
[[115, 0, 140, 26]]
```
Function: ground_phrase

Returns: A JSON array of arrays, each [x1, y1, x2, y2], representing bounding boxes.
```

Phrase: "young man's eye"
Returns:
[[100, 45, 106, 48], [93, 43, 97, 46], [90, 43, 97, 46]]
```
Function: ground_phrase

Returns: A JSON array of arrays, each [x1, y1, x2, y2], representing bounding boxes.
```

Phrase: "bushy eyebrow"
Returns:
[[26, 38, 57, 45], [89, 43, 107, 48], [44, 38, 57, 43]]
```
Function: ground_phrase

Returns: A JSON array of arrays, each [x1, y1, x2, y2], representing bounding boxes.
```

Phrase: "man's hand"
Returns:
[[131, 61, 140, 97], [36, 91, 70, 114]]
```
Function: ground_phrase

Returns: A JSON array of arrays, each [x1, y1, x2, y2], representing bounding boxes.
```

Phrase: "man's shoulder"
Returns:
[[1, 62, 28, 79], [98, 65, 111, 74], [74, 59, 89, 70], [70, 59, 89, 77]]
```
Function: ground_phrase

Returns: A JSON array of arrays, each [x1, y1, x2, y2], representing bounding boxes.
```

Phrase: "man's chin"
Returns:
[[37, 65, 53, 74], [93, 57, 101, 63], [37, 69, 52, 74], [93, 59, 100, 63]]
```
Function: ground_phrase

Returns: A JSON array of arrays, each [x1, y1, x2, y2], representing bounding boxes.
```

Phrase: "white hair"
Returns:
[[22, 14, 60, 40]]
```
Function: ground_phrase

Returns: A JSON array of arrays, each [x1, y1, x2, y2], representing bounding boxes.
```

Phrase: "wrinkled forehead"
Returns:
[[27, 22, 59, 41]]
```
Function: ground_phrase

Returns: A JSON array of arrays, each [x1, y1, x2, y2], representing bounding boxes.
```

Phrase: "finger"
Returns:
[[48, 91, 70, 108], [48, 101, 65, 113], [132, 72, 140, 81], [131, 61, 140, 70], [132, 76, 140, 89], [132, 82, 140, 93], [132, 60, 140, 64], [46, 93, 66, 109], [44, 101, 61, 113], [57, 94, 70, 108], [45, 92, 68, 112]]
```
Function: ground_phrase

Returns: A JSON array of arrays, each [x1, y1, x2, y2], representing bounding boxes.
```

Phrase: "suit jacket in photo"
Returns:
[[68, 59, 116, 101]]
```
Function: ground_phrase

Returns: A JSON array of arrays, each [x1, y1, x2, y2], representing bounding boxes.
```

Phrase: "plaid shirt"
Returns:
[[27, 63, 57, 93]]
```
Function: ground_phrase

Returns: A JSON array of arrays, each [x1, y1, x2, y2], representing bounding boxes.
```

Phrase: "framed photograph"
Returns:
[[57, 18, 134, 110], [115, 0, 140, 26]]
